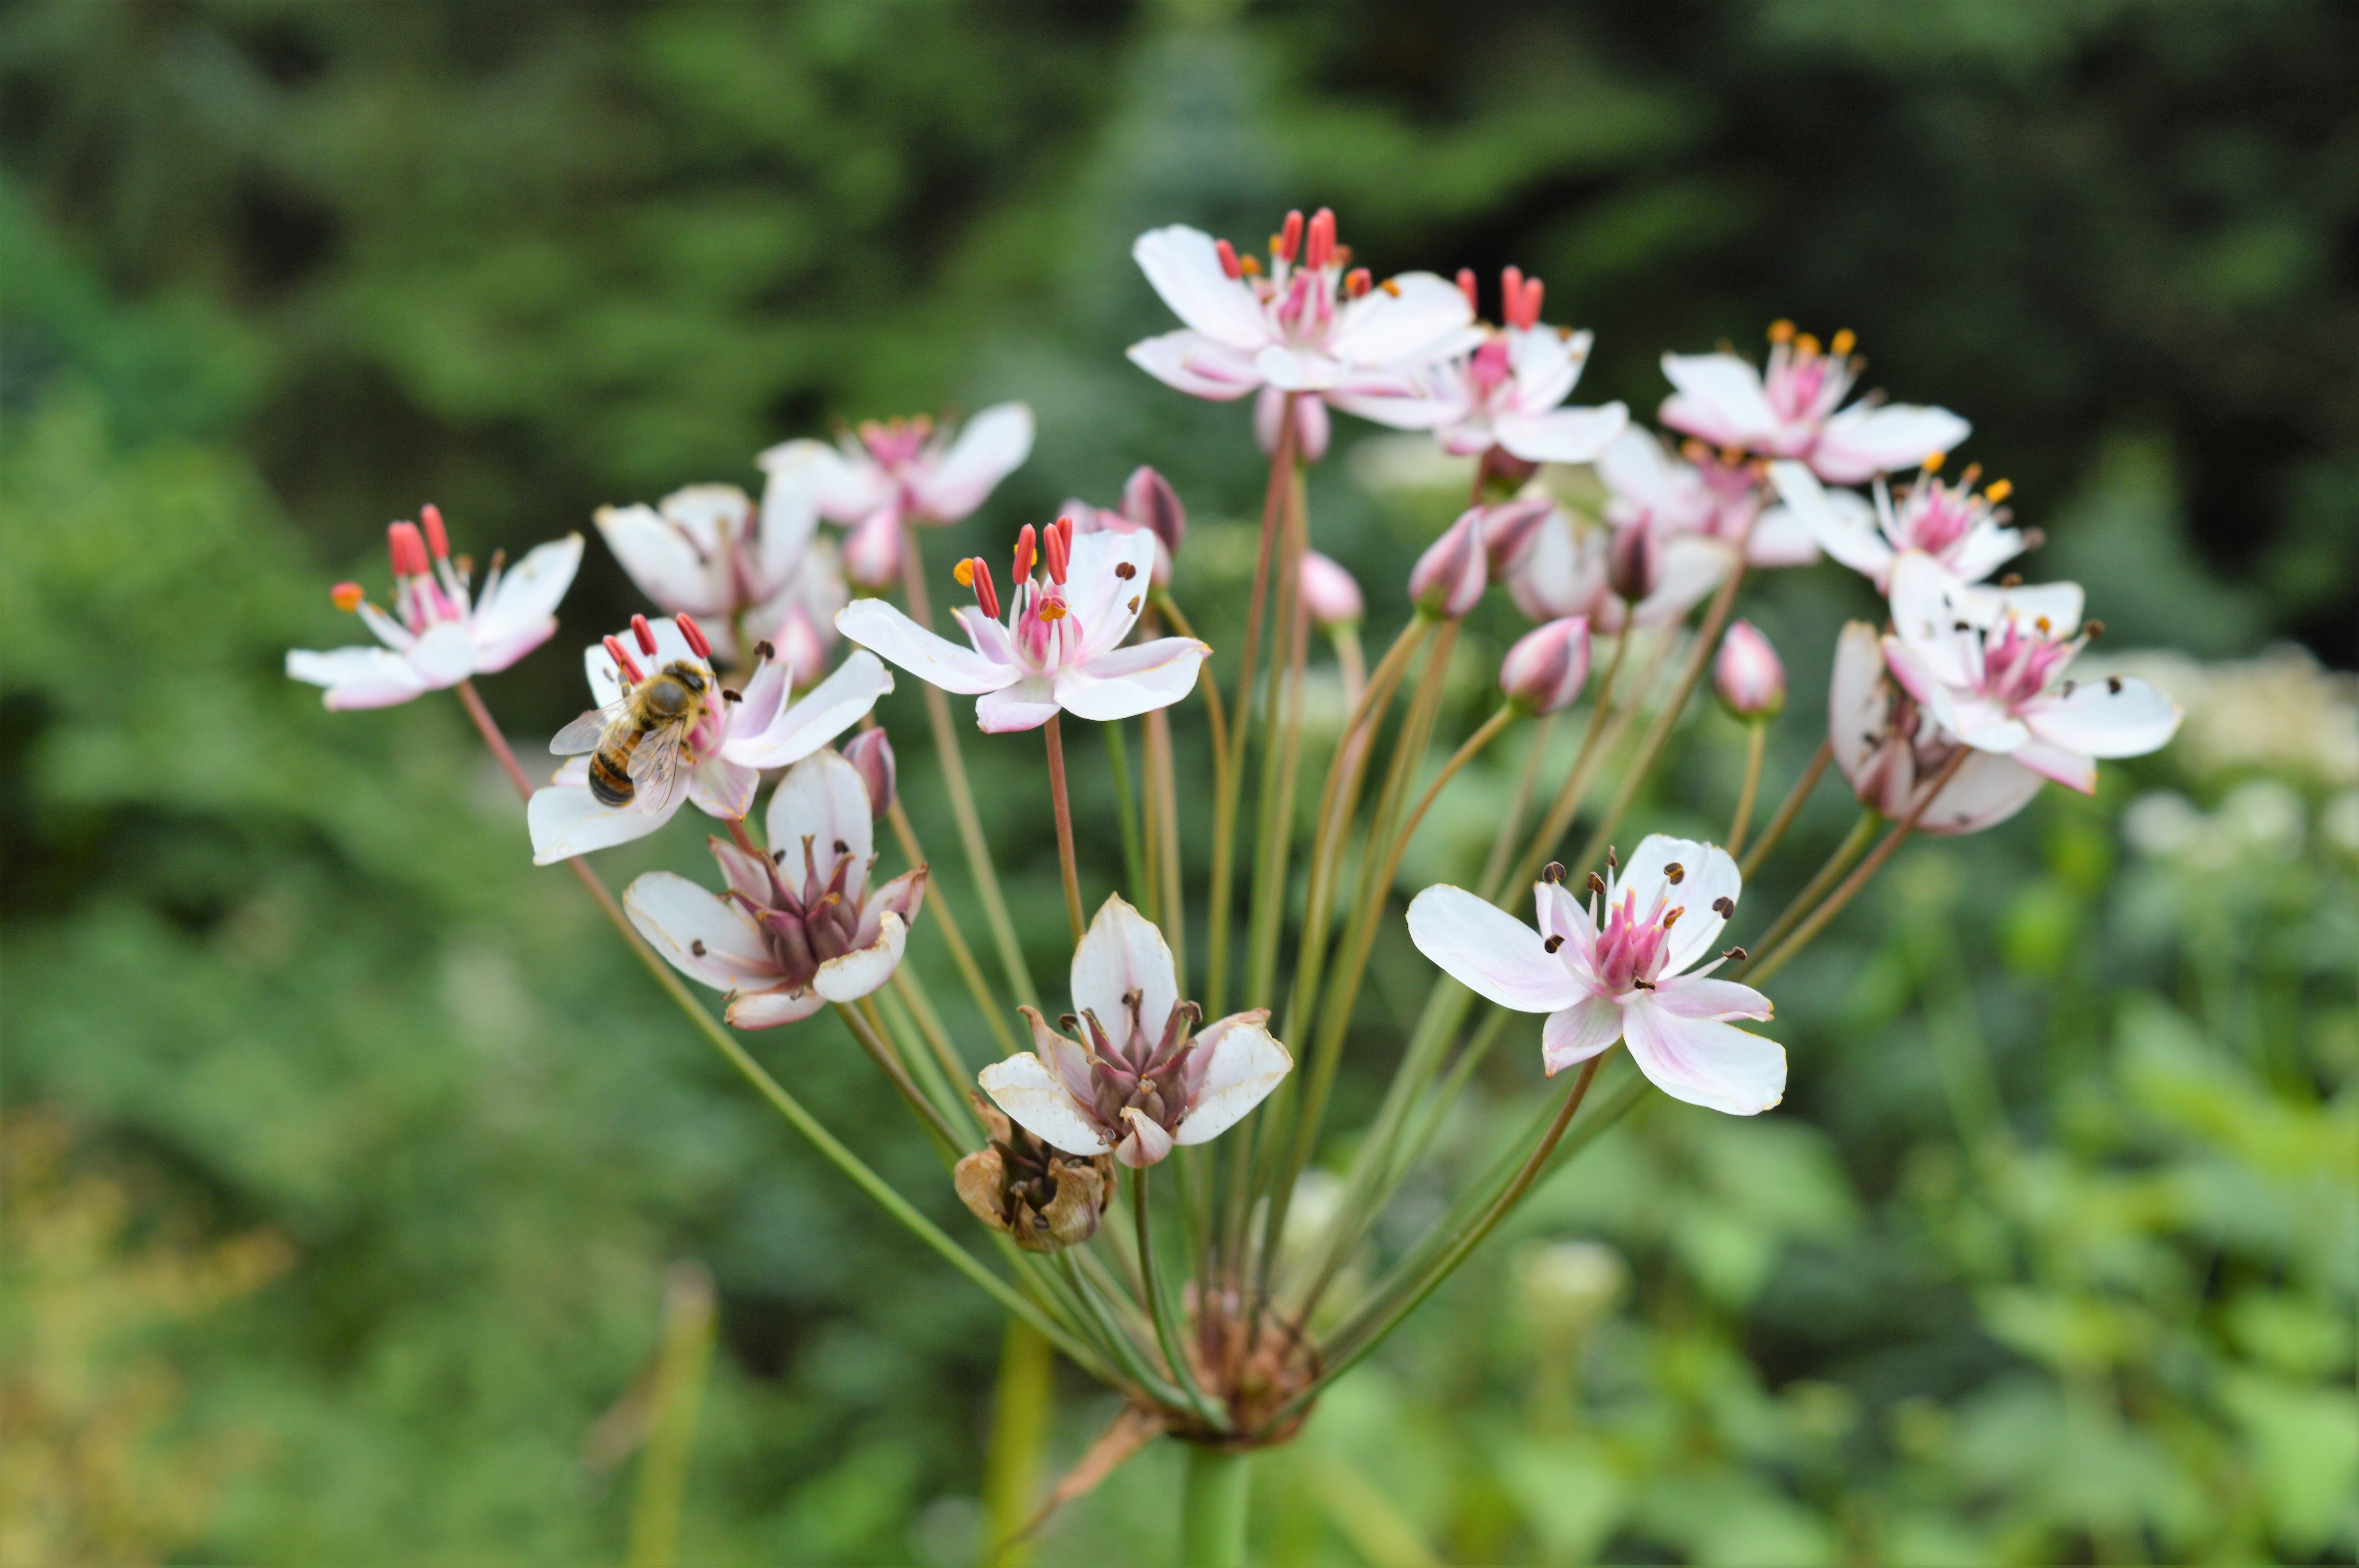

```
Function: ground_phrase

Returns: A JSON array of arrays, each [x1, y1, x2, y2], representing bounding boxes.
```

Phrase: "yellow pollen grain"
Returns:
[[1985, 479, 2013, 503], [1831, 328, 1856, 356], [953, 558, 975, 587], [1921, 452, 1945, 473], [2036, 615, 2052, 633], [1795, 332, 1821, 358], [1381, 278, 1401, 296], [1768, 319, 1796, 344], [331, 583, 365, 611], [1038, 602, 1067, 622]]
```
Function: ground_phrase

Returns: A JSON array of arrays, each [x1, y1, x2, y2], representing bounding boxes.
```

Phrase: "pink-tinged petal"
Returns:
[[1327, 272, 1479, 369], [841, 507, 903, 588], [406, 622, 480, 688], [725, 649, 894, 769], [758, 437, 889, 524], [1770, 461, 1889, 581], [732, 657, 790, 738], [1542, 996, 1625, 1076], [1125, 331, 1266, 400], [812, 911, 907, 1002], [1595, 427, 1689, 516], [1881, 634, 1953, 714], [765, 748, 875, 891], [837, 599, 1012, 696], [1115, 1109, 1176, 1169], [916, 403, 1033, 522], [726, 988, 828, 1029], [624, 870, 780, 991], [980, 1053, 1114, 1156], [1945, 524, 2027, 586], [686, 758, 760, 822], [286, 646, 433, 710], [859, 867, 928, 946], [354, 600, 418, 653], [1649, 975, 1772, 1021], [1886, 553, 1983, 682], [1919, 751, 2047, 836], [708, 837, 776, 905], [470, 619, 562, 676], [1022, 1007, 1098, 1104], [1965, 579, 2085, 640], [1504, 510, 1611, 622], [1506, 325, 1588, 412], [1612, 835, 1740, 975], [1255, 343, 1348, 393], [1326, 380, 1462, 432], [977, 677, 1060, 732], [471, 533, 584, 655], [1132, 225, 1273, 350], [1950, 705, 2032, 755], [1532, 880, 1597, 976], [1070, 894, 1179, 1046], [1406, 885, 1586, 1013], [1056, 638, 1210, 723], [1628, 533, 1733, 626], [1659, 353, 1778, 446], [528, 783, 673, 864], [1174, 1011, 1291, 1146], [2008, 736, 2099, 794], [1744, 504, 1825, 568], [1622, 997, 1786, 1116], [2023, 675, 2181, 759], [1494, 402, 1629, 465], [598, 504, 720, 615], [1063, 527, 1157, 662], [1810, 403, 1970, 485], [753, 459, 821, 594], [1829, 622, 1891, 789]]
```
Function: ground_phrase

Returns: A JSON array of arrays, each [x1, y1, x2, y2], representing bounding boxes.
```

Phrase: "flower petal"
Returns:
[[1614, 836, 1740, 976], [286, 646, 432, 710], [528, 782, 674, 865], [980, 1053, 1114, 1156], [1062, 527, 1156, 662], [1811, 402, 1970, 485], [1070, 894, 1178, 1048], [1116, 1109, 1177, 1169], [1745, 503, 1826, 568], [727, 988, 828, 1029], [1125, 330, 1266, 401], [471, 534, 584, 665], [405, 622, 480, 688], [1507, 325, 1588, 411], [1919, 751, 2047, 836], [837, 599, 1012, 696], [597, 504, 720, 616], [811, 911, 907, 1002], [1622, 997, 1786, 1115], [1649, 975, 1772, 1021], [2008, 736, 2098, 794], [977, 676, 1061, 732], [766, 748, 874, 893], [917, 403, 1032, 522], [754, 461, 822, 597], [725, 649, 893, 769], [1174, 1012, 1291, 1146], [1770, 461, 1890, 581], [1132, 225, 1273, 350], [1406, 884, 1585, 1013], [1659, 353, 1777, 448], [623, 870, 780, 991], [1056, 638, 1209, 724], [2023, 675, 2181, 760], [1828, 621, 1891, 791], [1494, 402, 1628, 466], [1541, 996, 1625, 1076], [1327, 272, 1478, 369], [758, 437, 888, 524]]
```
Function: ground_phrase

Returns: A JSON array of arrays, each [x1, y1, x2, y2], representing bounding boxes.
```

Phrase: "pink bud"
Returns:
[[1121, 466, 1187, 557], [776, 603, 830, 689], [1299, 550, 1364, 629], [1499, 617, 1591, 714], [1409, 510, 1488, 619], [843, 510, 903, 588], [841, 728, 897, 819], [1607, 520, 1657, 604], [1714, 620, 1786, 719], [1254, 387, 1330, 463], [1479, 498, 1555, 578]]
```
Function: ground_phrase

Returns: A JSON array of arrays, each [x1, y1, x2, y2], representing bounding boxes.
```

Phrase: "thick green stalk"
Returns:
[[981, 1319, 1054, 1568], [1738, 738, 1832, 880], [625, 1263, 716, 1568], [1727, 720, 1768, 857], [1104, 720, 1149, 911], [1132, 1169, 1229, 1430], [1244, 473, 1312, 1006], [1178, 1445, 1252, 1568]]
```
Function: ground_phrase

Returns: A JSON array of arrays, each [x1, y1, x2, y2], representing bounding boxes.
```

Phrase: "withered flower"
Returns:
[[954, 1101, 1114, 1253]]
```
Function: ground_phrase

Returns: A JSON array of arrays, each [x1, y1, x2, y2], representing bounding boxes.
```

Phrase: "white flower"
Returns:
[[1126, 209, 1478, 404], [527, 615, 892, 864], [835, 519, 1209, 735], [1829, 621, 2046, 834], [592, 481, 847, 666], [1061, 465, 1186, 588], [1770, 460, 2026, 592], [758, 404, 1034, 587], [1502, 501, 1723, 633], [978, 895, 1291, 1167], [1330, 269, 1627, 465], [1882, 554, 2181, 794], [1407, 837, 1784, 1116], [1659, 325, 1968, 485], [287, 509, 582, 709], [1598, 428, 1823, 570], [623, 747, 927, 1027]]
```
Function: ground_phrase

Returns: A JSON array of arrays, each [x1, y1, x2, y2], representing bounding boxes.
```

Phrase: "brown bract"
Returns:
[[953, 1103, 1113, 1253]]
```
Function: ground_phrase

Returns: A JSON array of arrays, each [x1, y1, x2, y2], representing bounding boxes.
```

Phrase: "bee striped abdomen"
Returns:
[[588, 733, 640, 806]]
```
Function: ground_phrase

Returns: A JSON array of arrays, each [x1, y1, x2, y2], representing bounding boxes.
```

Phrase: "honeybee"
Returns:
[[552, 658, 712, 808]]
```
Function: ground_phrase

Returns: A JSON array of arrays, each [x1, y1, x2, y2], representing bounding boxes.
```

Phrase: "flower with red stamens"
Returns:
[[1660, 322, 1968, 485], [757, 405, 1034, 589], [594, 480, 846, 668], [287, 511, 583, 710]]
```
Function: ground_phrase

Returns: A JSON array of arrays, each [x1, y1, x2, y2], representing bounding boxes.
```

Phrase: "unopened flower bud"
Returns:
[[954, 1102, 1114, 1254], [1500, 617, 1591, 715], [1254, 386, 1331, 463], [1121, 465, 1187, 557], [1607, 520, 1657, 604], [841, 728, 896, 819], [1715, 620, 1786, 719], [1300, 550, 1364, 629], [1409, 509, 1489, 619], [1479, 497, 1556, 578]]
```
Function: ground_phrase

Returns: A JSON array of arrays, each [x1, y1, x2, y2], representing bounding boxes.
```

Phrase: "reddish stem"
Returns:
[[1044, 714, 1087, 943]]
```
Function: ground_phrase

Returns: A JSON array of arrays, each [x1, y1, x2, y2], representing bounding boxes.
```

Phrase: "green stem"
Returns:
[[1493, 624, 1646, 902], [1178, 1444, 1252, 1568], [980, 1319, 1054, 1568], [1043, 713, 1087, 943], [1479, 709, 1558, 895], [1727, 720, 1768, 858], [1143, 703, 1188, 986], [1133, 1167, 1229, 1430], [838, 1000, 962, 1158], [883, 796, 1019, 1058], [1742, 808, 1879, 968], [1104, 719, 1149, 912], [1739, 738, 1832, 880], [625, 1262, 716, 1568], [1244, 474, 1311, 1007]]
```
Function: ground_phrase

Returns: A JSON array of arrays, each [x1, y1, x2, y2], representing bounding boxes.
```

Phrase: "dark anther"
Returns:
[[1634, 978, 1655, 989], [1607, 846, 1618, 868], [722, 688, 742, 703], [2000, 573, 2023, 587], [2062, 681, 2076, 697], [1722, 946, 1747, 961], [2107, 675, 2123, 694], [1712, 896, 1736, 918], [1059, 1013, 1081, 1033], [1665, 862, 1685, 884], [1954, 619, 1973, 633], [1123, 988, 1142, 1007], [772, 848, 787, 864], [1544, 934, 1565, 953], [1542, 861, 1566, 883], [1587, 872, 1607, 897], [1114, 561, 1137, 579], [691, 939, 707, 956], [753, 640, 776, 663], [832, 839, 849, 855], [2085, 619, 2105, 639], [1662, 907, 1683, 929]]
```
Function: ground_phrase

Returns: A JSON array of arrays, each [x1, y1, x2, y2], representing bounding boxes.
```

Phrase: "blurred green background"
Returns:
[[4, 2, 2353, 1564]]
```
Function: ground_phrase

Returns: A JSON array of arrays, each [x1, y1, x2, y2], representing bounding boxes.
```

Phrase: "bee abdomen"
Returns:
[[588, 746, 637, 807]]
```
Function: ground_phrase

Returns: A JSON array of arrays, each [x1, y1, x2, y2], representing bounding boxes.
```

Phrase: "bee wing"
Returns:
[[551, 697, 631, 755], [627, 719, 689, 797]]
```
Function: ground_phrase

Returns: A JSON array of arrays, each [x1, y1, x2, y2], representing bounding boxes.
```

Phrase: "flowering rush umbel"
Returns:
[[284, 209, 2179, 1536]]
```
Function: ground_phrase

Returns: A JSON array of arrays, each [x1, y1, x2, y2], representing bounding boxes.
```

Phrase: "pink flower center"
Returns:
[[1900, 481, 1979, 556], [1072, 990, 1202, 1138], [1014, 583, 1082, 670], [1591, 885, 1683, 995], [1979, 619, 2076, 707], [857, 416, 932, 472], [738, 836, 868, 991], [1468, 335, 1514, 401], [1762, 337, 1852, 426]]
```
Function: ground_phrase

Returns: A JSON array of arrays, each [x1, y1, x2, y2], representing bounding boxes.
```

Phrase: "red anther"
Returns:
[[969, 558, 1000, 619], [674, 613, 712, 660], [387, 521, 429, 577], [1012, 523, 1038, 584], [1276, 209, 1304, 263], [1500, 266, 1525, 327], [603, 635, 646, 685], [1521, 276, 1545, 328], [1043, 517, 1070, 584], [1345, 267, 1372, 298], [1457, 267, 1479, 316], [1214, 238, 1243, 280], [331, 581, 365, 612], [1306, 207, 1336, 270], [420, 503, 449, 559], [631, 613, 659, 655]]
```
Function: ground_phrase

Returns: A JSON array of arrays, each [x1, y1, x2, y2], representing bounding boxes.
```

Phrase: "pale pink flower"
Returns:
[[288, 509, 582, 710], [759, 404, 1034, 588], [1500, 618, 1592, 715], [1829, 621, 2046, 834], [1127, 208, 1478, 405], [527, 615, 892, 864], [1062, 466, 1187, 588], [1881, 554, 2181, 795], [841, 728, 895, 818], [1503, 503, 1723, 633], [1300, 550, 1365, 629], [593, 481, 846, 667], [624, 747, 927, 1028], [1254, 386, 1332, 462], [1408, 837, 1784, 1116], [1331, 267, 1627, 465], [978, 895, 1291, 1167], [1770, 459, 2028, 592], [1660, 325, 1967, 485], [1714, 621, 1785, 719], [835, 517, 1208, 734], [1598, 428, 1822, 571], [1408, 509, 1489, 619]]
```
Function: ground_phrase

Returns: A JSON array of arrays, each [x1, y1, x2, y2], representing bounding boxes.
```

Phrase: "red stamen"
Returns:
[[1345, 267, 1371, 298], [1306, 207, 1336, 270], [1518, 275, 1545, 329], [604, 635, 646, 685], [387, 521, 429, 577], [1456, 267, 1479, 316], [1276, 209, 1304, 264], [1499, 267, 1525, 328], [675, 613, 712, 660], [420, 503, 449, 559], [331, 581, 365, 612], [1012, 523, 1038, 584], [1214, 238, 1242, 280], [968, 558, 1000, 619], [1043, 516, 1071, 584], [631, 613, 659, 655]]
